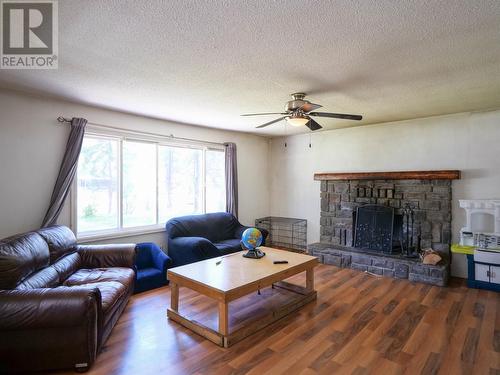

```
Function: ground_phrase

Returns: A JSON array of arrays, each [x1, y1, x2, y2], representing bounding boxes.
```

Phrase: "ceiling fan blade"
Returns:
[[299, 102, 322, 113], [308, 112, 362, 121], [241, 112, 286, 117], [255, 116, 287, 128], [305, 118, 323, 131]]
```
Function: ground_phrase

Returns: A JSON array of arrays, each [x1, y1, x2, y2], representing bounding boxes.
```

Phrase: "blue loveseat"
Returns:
[[166, 212, 269, 267]]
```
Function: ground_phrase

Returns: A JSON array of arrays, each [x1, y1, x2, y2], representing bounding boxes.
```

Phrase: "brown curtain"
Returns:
[[224, 142, 238, 218], [41, 118, 87, 227]]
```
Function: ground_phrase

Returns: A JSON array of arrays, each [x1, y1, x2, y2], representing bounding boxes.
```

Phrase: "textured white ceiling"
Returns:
[[1, 0, 500, 136]]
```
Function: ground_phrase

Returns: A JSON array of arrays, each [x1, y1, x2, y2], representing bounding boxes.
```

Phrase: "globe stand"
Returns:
[[242, 248, 266, 259]]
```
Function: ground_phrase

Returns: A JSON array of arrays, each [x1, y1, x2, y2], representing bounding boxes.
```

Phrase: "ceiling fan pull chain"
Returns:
[[284, 122, 287, 148], [309, 132, 312, 148]]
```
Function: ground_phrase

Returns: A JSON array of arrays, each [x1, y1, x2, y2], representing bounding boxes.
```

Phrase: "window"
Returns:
[[205, 149, 226, 213], [122, 141, 157, 227], [75, 132, 226, 238], [158, 146, 203, 221], [77, 136, 119, 233]]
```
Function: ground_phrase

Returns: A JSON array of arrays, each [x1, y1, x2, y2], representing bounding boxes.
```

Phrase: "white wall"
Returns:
[[0, 89, 270, 248], [269, 110, 500, 278], [2, 87, 499, 278]]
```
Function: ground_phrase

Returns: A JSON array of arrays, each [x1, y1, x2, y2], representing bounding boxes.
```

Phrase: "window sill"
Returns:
[[77, 226, 166, 244]]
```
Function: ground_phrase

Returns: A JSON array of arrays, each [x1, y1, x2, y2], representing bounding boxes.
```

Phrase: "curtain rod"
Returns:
[[56, 116, 226, 147]]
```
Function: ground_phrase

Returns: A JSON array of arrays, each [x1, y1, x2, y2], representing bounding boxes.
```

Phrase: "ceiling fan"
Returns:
[[242, 93, 363, 131]]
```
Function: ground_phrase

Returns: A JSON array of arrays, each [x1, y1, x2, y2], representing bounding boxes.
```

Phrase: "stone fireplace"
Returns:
[[308, 170, 461, 286]]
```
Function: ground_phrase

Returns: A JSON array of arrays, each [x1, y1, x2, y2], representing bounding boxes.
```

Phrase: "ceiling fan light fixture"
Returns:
[[245, 92, 361, 130], [286, 116, 309, 127]]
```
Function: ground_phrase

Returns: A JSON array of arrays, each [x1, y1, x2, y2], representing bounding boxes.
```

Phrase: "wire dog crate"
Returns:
[[255, 216, 307, 253]]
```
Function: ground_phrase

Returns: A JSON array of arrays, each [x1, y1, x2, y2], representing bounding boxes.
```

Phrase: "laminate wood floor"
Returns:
[[56, 265, 499, 375]]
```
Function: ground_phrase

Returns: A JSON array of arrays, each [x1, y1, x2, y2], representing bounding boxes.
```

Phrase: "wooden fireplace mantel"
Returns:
[[313, 170, 461, 181]]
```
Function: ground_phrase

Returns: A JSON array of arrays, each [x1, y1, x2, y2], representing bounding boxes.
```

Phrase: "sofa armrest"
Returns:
[[152, 249, 172, 273], [168, 237, 220, 267], [233, 225, 247, 240], [0, 287, 101, 372], [0, 287, 101, 329], [78, 243, 136, 269], [258, 227, 269, 245]]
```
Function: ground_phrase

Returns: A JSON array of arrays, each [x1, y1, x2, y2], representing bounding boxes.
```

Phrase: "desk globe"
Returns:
[[241, 228, 265, 259]]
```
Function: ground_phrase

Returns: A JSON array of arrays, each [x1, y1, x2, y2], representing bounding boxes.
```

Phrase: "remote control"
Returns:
[[273, 260, 288, 264]]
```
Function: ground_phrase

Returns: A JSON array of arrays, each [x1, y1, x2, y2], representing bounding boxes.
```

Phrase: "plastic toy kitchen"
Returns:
[[452, 199, 500, 291]]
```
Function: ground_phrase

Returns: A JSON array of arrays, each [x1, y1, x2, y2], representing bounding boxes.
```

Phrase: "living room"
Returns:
[[1, 1, 499, 374]]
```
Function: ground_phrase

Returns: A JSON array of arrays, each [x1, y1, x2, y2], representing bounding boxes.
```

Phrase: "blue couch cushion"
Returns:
[[137, 267, 163, 280], [213, 239, 242, 254], [135, 268, 167, 293]]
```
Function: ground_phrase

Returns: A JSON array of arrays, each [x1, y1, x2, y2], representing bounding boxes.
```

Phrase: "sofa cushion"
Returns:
[[64, 268, 134, 326], [0, 232, 49, 289], [68, 281, 128, 323], [137, 267, 164, 282], [135, 268, 166, 293], [37, 225, 77, 264], [51, 252, 82, 284], [64, 268, 135, 289], [213, 239, 242, 254], [15, 266, 60, 290]]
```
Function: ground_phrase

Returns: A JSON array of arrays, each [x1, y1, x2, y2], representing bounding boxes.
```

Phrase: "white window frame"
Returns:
[[71, 128, 225, 241]]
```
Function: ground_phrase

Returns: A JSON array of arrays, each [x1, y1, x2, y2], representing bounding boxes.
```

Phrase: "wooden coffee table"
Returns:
[[167, 247, 318, 347]]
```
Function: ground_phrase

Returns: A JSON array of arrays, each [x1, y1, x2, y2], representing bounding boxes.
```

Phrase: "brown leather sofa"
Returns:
[[0, 225, 137, 373]]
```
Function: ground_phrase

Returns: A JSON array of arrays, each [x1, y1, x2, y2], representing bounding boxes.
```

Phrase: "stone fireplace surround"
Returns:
[[308, 170, 460, 286]]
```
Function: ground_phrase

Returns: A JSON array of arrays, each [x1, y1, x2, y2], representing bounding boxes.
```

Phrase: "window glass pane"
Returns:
[[158, 146, 203, 221], [206, 149, 226, 213], [77, 137, 119, 233], [123, 141, 157, 227]]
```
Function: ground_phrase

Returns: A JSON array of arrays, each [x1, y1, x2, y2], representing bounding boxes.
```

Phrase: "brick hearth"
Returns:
[[308, 243, 449, 286]]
